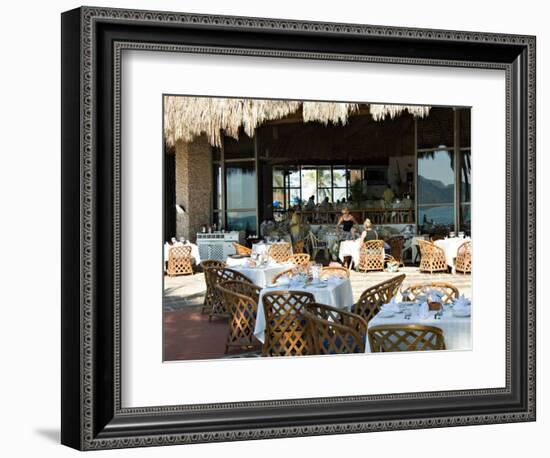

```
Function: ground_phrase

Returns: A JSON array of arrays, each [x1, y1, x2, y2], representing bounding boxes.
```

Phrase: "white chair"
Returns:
[[306, 231, 330, 261]]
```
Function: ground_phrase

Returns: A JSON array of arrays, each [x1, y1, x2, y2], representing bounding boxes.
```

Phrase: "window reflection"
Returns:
[[226, 162, 256, 209], [460, 150, 471, 233], [227, 211, 257, 233], [417, 149, 455, 231]]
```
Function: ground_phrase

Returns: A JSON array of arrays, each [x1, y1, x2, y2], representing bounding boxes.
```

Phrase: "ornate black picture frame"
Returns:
[[61, 6, 536, 450]]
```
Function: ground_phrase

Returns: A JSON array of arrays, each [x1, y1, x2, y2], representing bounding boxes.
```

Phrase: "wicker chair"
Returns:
[[303, 303, 367, 354], [402, 282, 459, 304], [200, 260, 226, 314], [290, 253, 311, 266], [319, 266, 350, 279], [306, 231, 330, 261], [353, 274, 406, 324], [455, 241, 472, 274], [292, 239, 305, 254], [203, 267, 254, 321], [268, 242, 292, 263], [233, 242, 252, 256], [261, 291, 315, 357], [166, 245, 194, 276], [357, 240, 385, 272], [368, 324, 446, 352], [387, 236, 405, 266], [217, 280, 262, 353], [417, 239, 448, 273]]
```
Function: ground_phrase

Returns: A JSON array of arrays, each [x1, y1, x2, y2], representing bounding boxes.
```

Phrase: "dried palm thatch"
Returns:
[[164, 96, 430, 147], [370, 104, 431, 121]]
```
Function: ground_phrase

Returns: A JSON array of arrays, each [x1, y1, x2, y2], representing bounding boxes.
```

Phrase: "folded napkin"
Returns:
[[418, 302, 431, 319], [453, 294, 471, 310], [381, 297, 401, 313]]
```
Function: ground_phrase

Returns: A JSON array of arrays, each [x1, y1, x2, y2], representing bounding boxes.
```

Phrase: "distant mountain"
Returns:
[[417, 175, 454, 204]]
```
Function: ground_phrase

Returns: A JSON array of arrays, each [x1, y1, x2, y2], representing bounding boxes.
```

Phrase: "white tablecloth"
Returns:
[[434, 237, 471, 269], [338, 239, 362, 266], [229, 262, 292, 288], [163, 242, 201, 264], [366, 304, 472, 352], [225, 256, 250, 267], [254, 278, 354, 343]]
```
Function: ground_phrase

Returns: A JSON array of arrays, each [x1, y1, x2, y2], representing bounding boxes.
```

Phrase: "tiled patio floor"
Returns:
[[163, 266, 472, 361]]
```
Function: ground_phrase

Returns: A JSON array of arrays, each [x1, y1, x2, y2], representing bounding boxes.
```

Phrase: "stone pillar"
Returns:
[[174, 135, 212, 242]]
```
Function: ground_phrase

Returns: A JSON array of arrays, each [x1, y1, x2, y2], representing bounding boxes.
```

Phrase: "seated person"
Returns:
[[360, 218, 379, 242], [304, 195, 316, 211], [336, 207, 359, 232], [319, 196, 331, 210]]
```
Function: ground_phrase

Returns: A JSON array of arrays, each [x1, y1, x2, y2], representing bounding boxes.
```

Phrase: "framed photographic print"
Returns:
[[61, 6, 536, 450]]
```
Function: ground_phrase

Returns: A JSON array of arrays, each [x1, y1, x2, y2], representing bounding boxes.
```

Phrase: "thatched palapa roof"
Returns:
[[164, 96, 430, 147]]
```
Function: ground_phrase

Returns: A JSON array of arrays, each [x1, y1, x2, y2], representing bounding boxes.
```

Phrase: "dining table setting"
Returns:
[[254, 271, 355, 343], [366, 291, 472, 352], [226, 257, 294, 288]]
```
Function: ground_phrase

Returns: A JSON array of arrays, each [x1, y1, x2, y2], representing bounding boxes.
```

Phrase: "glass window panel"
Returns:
[[417, 148, 455, 233], [318, 167, 332, 188], [460, 150, 471, 203], [333, 188, 347, 202], [226, 162, 256, 209], [418, 205, 454, 228], [272, 167, 284, 187], [301, 168, 317, 205], [227, 211, 257, 234], [460, 203, 471, 234], [288, 168, 301, 188], [317, 188, 332, 203], [333, 168, 346, 187], [213, 165, 222, 210], [417, 150, 455, 206], [289, 189, 301, 208], [272, 190, 285, 210]]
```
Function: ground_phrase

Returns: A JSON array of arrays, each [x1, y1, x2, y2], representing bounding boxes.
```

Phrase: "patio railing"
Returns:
[[286, 208, 415, 225]]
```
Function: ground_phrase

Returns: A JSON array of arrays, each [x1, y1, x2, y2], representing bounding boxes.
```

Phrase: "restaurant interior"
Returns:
[[162, 98, 472, 361]]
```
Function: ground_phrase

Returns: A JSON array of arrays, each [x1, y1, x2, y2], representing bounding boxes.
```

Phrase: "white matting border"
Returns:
[[121, 50, 506, 407]]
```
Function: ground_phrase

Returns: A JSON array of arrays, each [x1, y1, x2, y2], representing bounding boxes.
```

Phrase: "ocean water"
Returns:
[[418, 205, 454, 226]]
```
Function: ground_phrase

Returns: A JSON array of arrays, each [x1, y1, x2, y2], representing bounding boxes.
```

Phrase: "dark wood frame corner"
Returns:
[[61, 6, 536, 450]]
